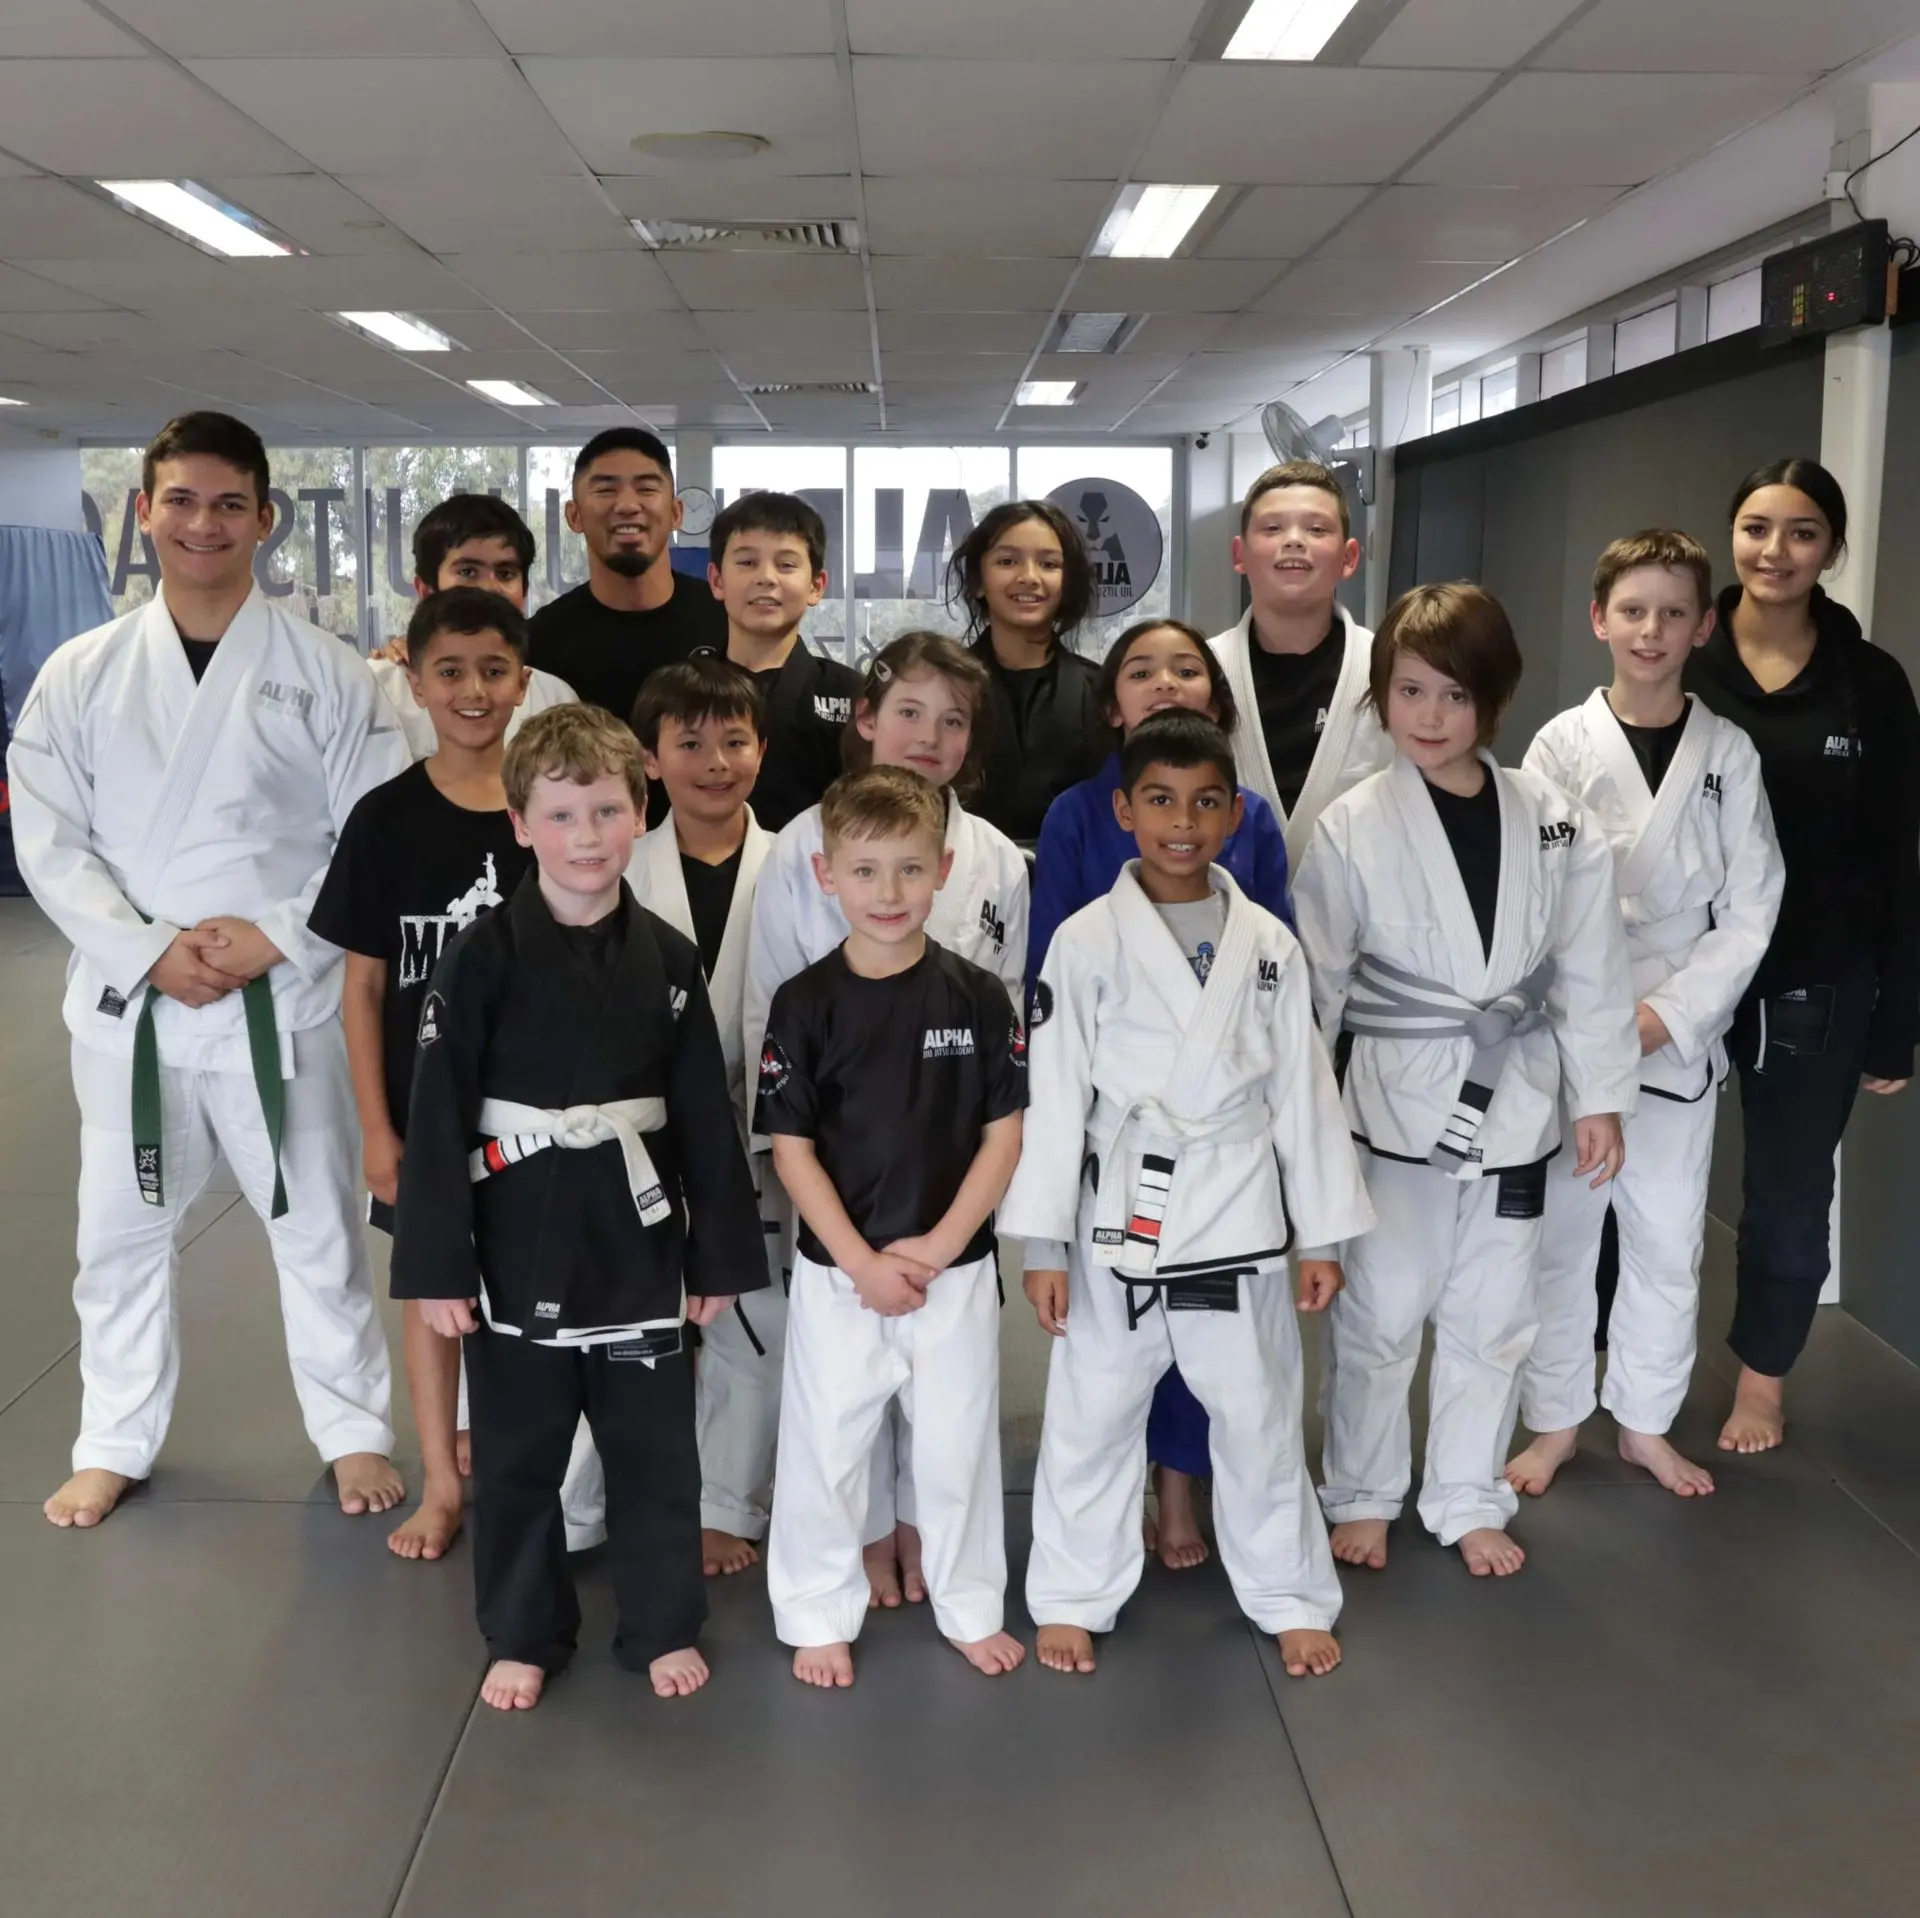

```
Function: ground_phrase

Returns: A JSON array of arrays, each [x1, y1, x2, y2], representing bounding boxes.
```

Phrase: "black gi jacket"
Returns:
[[391, 874, 765, 1339], [733, 639, 861, 832], [968, 634, 1107, 843]]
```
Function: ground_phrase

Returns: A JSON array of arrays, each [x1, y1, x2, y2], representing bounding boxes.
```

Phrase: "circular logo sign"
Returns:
[[1046, 478, 1163, 618]]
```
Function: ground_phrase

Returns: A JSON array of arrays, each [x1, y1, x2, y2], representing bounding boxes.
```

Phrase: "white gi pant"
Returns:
[[1321, 1155, 1539, 1545], [768, 1250, 1004, 1648], [1522, 1089, 1716, 1438], [68, 1023, 394, 1479], [1027, 1249, 1340, 1636]]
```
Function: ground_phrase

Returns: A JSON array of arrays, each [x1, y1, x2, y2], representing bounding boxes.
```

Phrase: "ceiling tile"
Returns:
[[233, 252, 500, 312], [1198, 185, 1373, 260], [846, 0, 1206, 57], [1313, 183, 1619, 261], [0, 59, 310, 174], [18, 250, 282, 308], [721, 345, 875, 384], [0, 309, 159, 350], [1202, 314, 1372, 353], [659, 251, 868, 312], [878, 352, 1029, 385], [0, 179, 213, 261], [1138, 65, 1495, 183], [435, 250, 682, 309], [520, 57, 849, 176], [187, 58, 582, 174], [600, 176, 860, 222], [337, 173, 628, 253], [1251, 257, 1486, 314], [862, 177, 1111, 258], [876, 311, 1052, 353], [1538, 0, 1918, 73], [1361, 0, 1587, 68], [516, 309, 707, 352], [869, 256, 1074, 310], [1407, 71, 1806, 185], [1125, 312, 1229, 352], [698, 309, 871, 352], [0, 0, 149, 56], [1069, 258, 1280, 314], [0, 263, 111, 312], [473, 0, 835, 55], [106, 0, 495, 56], [200, 175, 424, 255], [854, 59, 1170, 177]]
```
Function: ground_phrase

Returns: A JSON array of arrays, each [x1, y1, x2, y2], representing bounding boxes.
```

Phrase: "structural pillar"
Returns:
[[1365, 346, 1430, 627]]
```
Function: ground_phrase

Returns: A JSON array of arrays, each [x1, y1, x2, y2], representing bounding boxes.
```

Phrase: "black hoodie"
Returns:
[[1685, 585, 1920, 1079]]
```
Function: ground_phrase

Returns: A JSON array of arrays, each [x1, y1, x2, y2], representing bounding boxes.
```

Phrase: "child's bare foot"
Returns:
[[650, 1647, 710, 1697], [44, 1468, 135, 1529], [793, 1642, 855, 1688], [701, 1528, 759, 1576], [1276, 1629, 1341, 1677], [1504, 1426, 1579, 1496], [387, 1482, 463, 1560], [480, 1660, 544, 1710], [895, 1521, 927, 1602], [1618, 1426, 1715, 1496], [334, 1452, 404, 1516], [1718, 1368, 1785, 1453], [1036, 1625, 1097, 1674], [455, 1429, 472, 1477], [863, 1537, 903, 1608], [950, 1630, 1026, 1675], [1152, 1464, 1210, 1570], [1329, 1518, 1389, 1569], [1458, 1527, 1525, 1577]]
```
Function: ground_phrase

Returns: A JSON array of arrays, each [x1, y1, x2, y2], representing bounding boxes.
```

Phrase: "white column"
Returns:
[[1365, 346, 1430, 627], [1182, 432, 1237, 634]]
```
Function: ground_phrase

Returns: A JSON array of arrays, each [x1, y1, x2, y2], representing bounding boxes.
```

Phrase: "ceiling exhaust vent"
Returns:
[[632, 218, 861, 253], [739, 380, 879, 396]]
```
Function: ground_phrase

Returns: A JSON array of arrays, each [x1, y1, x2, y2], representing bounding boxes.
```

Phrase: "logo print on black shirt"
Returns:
[[398, 852, 506, 987], [922, 1026, 976, 1058], [758, 1038, 793, 1095]]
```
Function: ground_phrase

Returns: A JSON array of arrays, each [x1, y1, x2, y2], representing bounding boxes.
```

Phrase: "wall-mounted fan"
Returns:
[[1260, 398, 1371, 505]]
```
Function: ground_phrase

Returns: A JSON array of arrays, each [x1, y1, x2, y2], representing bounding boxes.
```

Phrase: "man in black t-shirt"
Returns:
[[527, 427, 725, 727], [756, 766, 1027, 1690]]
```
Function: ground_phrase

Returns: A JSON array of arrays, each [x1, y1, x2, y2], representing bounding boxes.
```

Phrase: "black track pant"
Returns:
[[1725, 969, 1876, 1378], [465, 1326, 706, 1674]]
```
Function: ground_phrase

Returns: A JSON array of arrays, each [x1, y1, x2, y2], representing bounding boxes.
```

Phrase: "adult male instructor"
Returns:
[[528, 427, 725, 727], [9, 411, 409, 1528]]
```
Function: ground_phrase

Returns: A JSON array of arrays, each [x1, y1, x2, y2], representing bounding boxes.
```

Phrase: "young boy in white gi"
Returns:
[[1508, 532, 1783, 1498], [1295, 584, 1638, 1579], [9, 411, 408, 1531], [1007, 712, 1373, 1680], [759, 766, 1027, 1689]]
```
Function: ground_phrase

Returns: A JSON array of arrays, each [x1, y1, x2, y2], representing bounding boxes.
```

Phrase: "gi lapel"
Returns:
[[1217, 613, 1281, 822], [1483, 758, 1539, 998], [1387, 753, 1490, 998], [1284, 610, 1373, 867], [1612, 696, 1712, 902], [633, 814, 694, 944], [708, 810, 771, 1049], [760, 639, 812, 744]]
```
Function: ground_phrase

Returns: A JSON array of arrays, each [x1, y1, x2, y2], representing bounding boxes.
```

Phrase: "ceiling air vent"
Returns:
[[631, 218, 861, 253], [738, 381, 879, 396]]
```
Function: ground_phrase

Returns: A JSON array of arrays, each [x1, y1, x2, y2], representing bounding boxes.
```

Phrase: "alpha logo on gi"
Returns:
[[979, 898, 1005, 950], [1702, 773, 1723, 805], [813, 694, 852, 724], [922, 1025, 976, 1058], [399, 854, 505, 987], [417, 991, 446, 1046], [255, 679, 315, 719], [1256, 958, 1280, 993], [1539, 821, 1576, 850], [1824, 733, 1859, 758]]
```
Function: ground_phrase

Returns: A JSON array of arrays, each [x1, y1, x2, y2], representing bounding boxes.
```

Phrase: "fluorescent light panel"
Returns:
[[1224, 0, 1362, 60], [468, 379, 553, 405], [0, 395, 26, 407], [1016, 381, 1079, 407], [336, 310, 456, 352], [1095, 184, 1218, 259], [97, 180, 289, 258]]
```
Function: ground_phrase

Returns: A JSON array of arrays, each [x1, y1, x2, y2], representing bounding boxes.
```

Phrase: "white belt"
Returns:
[[470, 1096, 671, 1227]]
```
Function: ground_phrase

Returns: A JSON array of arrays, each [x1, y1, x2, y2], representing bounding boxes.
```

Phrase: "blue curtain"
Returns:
[[0, 524, 114, 895]]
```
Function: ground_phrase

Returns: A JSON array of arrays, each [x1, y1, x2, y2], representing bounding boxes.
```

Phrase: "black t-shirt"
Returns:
[[1611, 697, 1689, 794], [179, 635, 219, 683], [1427, 773, 1501, 959], [556, 909, 623, 980], [755, 940, 1027, 1266], [527, 570, 726, 727], [680, 847, 742, 977], [1248, 620, 1343, 813], [310, 761, 534, 1131]]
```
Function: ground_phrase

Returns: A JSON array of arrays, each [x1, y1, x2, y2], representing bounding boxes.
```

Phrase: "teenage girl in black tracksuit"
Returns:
[[1684, 458, 1920, 1452]]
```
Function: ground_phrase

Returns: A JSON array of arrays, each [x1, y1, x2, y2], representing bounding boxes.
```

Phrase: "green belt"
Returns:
[[131, 974, 287, 1219]]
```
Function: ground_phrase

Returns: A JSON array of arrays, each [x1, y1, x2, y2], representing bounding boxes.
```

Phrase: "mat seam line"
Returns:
[[1246, 1621, 1358, 1918], [382, 1668, 487, 1918]]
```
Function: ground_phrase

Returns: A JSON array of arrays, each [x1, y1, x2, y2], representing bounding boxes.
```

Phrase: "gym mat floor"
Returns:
[[2, 895, 1918, 1918]]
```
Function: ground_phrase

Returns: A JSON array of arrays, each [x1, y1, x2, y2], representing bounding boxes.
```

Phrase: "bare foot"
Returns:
[[335, 1452, 405, 1516], [1277, 1629, 1342, 1677], [1458, 1527, 1525, 1577], [455, 1429, 472, 1478], [387, 1483, 463, 1560], [793, 1642, 855, 1688], [896, 1521, 927, 1603], [44, 1468, 135, 1529], [701, 1528, 759, 1577], [863, 1537, 903, 1609], [950, 1630, 1026, 1675], [1036, 1625, 1097, 1674], [1718, 1368, 1785, 1454], [1618, 1426, 1715, 1496], [650, 1647, 710, 1697], [480, 1659, 544, 1710], [1329, 1519, 1389, 1570], [1152, 1464, 1209, 1570], [1504, 1426, 1580, 1496]]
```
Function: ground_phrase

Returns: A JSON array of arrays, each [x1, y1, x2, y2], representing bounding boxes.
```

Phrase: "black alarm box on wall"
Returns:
[[1760, 220, 1893, 346]]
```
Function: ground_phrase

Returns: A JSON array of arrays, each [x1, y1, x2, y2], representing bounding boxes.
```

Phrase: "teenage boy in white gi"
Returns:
[[9, 411, 408, 1529], [1509, 532, 1783, 1498]]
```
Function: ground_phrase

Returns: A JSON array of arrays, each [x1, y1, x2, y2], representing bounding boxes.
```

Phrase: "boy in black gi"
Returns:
[[393, 704, 763, 1709]]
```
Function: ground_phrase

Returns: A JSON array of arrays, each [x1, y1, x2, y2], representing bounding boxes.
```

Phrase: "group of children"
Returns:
[[12, 411, 1794, 1714]]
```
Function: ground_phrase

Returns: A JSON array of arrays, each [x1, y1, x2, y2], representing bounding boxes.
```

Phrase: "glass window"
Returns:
[[711, 444, 848, 652], [1430, 386, 1461, 433], [1480, 361, 1518, 418], [1540, 336, 1586, 399], [1614, 302, 1677, 373], [1015, 445, 1173, 659], [1708, 267, 1763, 341], [1457, 377, 1483, 426], [363, 445, 521, 651]]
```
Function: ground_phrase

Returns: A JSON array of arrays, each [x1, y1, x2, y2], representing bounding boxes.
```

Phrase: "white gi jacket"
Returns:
[[1001, 864, 1374, 1274], [1524, 691, 1784, 1099], [1208, 606, 1393, 869], [7, 588, 407, 1073], [368, 654, 578, 761], [1293, 753, 1640, 1172]]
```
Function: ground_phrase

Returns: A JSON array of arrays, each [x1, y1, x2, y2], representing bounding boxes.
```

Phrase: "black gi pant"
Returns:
[[464, 1325, 706, 1674], [1725, 966, 1877, 1378]]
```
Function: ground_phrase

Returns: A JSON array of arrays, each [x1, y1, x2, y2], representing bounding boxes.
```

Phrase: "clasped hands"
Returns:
[[148, 918, 285, 1007]]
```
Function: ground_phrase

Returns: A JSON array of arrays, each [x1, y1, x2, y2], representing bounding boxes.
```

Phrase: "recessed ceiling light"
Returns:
[[1056, 312, 1136, 353], [336, 310, 458, 352], [1093, 185, 1219, 260], [468, 379, 553, 406], [1224, 0, 1363, 61], [97, 179, 290, 258], [1016, 381, 1080, 407], [630, 131, 771, 163]]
